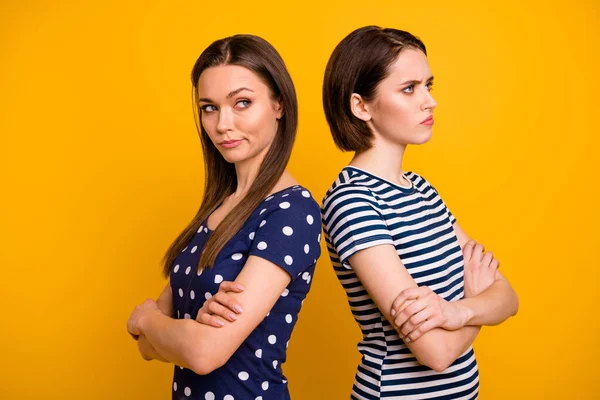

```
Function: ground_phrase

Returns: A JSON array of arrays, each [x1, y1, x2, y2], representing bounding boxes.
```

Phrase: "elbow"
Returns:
[[414, 349, 454, 373], [507, 286, 519, 318], [511, 293, 520, 317], [180, 322, 234, 375], [412, 339, 456, 372], [422, 356, 453, 373], [137, 338, 154, 361], [187, 358, 223, 376], [184, 341, 228, 376]]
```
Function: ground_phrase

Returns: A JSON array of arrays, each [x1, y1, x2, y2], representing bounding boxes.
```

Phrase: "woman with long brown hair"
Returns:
[[126, 34, 321, 400]]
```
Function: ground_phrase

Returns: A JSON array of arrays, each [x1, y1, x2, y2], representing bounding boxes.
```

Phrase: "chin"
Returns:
[[220, 148, 262, 165], [411, 130, 433, 145], [218, 150, 246, 164]]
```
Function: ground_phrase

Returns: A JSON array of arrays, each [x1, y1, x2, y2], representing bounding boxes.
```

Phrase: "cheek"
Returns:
[[240, 107, 278, 139], [378, 95, 412, 125], [200, 116, 218, 141]]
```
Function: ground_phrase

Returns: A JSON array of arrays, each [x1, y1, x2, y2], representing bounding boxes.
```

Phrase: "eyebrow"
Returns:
[[399, 76, 435, 86], [197, 87, 254, 103]]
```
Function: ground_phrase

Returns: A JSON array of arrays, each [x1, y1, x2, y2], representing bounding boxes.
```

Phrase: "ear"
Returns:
[[274, 99, 284, 120], [350, 93, 371, 122]]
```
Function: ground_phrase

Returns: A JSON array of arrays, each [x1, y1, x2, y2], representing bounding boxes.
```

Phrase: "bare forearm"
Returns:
[[460, 279, 519, 326], [408, 325, 480, 372], [136, 283, 174, 362], [138, 334, 168, 362], [139, 310, 200, 370]]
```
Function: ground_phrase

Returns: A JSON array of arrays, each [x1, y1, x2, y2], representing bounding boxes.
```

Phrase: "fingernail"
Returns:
[[216, 320, 224, 327], [229, 313, 237, 321], [391, 309, 396, 316], [405, 337, 411, 343], [236, 284, 245, 291], [234, 305, 243, 313]]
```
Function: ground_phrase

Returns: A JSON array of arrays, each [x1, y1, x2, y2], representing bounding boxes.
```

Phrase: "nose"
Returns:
[[216, 107, 234, 134], [421, 89, 437, 112]]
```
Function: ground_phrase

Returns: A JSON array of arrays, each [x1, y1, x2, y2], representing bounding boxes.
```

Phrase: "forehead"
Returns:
[[197, 64, 267, 97], [385, 48, 431, 80]]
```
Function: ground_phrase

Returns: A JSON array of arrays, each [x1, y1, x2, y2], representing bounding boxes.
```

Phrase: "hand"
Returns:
[[127, 299, 160, 338], [462, 240, 499, 297], [390, 286, 469, 342], [196, 281, 245, 328]]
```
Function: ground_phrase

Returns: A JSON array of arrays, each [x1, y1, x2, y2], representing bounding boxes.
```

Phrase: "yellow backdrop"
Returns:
[[1, 0, 598, 398]]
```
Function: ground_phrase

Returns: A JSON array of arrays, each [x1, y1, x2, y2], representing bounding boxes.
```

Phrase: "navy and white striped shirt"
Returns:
[[322, 166, 479, 400]]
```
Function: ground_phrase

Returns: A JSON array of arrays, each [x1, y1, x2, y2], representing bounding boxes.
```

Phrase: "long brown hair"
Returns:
[[162, 35, 298, 277]]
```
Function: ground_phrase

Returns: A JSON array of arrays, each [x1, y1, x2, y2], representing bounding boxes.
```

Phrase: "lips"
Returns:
[[219, 139, 243, 149], [421, 115, 434, 126]]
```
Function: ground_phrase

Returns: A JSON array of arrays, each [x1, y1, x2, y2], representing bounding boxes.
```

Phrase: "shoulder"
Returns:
[[322, 169, 380, 212], [406, 171, 436, 192], [405, 172, 450, 207], [254, 185, 320, 225]]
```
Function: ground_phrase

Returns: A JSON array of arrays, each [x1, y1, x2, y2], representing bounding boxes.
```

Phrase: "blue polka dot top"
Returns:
[[169, 185, 322, 400]]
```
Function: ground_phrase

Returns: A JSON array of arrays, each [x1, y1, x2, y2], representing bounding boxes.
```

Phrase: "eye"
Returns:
[[426, 81, 434, 91], [402, 85, 414, 94], [236, 99, 251, 109], [200, 104, 217, 113]]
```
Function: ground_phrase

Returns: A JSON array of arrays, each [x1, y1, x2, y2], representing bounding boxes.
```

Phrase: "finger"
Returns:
[[481, 251, 494, 268], [473, 243, 485, 262], [396, 286, 431, 315], [218, 281, 245, 293], [197, 312, 226, 327], [400, 307, 434, 337], [391, 287, 422, 316], [208, 300, 238, 321], [406, 317, 444, 342], [397, 287, 432, 315], [395, 297, 428, 328], [462, 240, 477, 261], [490, 258, 499, 272], [398, 286, 433, 313], [214, 292, 244, 314]]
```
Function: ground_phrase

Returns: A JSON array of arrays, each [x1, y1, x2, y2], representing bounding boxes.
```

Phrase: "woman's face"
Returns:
[[197, 65, 283, 165], [366, 48, 437, 146]]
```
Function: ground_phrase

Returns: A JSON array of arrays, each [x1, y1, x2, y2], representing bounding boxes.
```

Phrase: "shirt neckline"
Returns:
[[205, 185, 307, 233], [343, 165, 415, 193]]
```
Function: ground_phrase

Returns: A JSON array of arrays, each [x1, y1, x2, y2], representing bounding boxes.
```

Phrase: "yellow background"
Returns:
[[1, 0, 598, 398]]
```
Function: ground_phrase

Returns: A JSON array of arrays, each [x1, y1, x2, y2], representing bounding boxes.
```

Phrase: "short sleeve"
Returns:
[[322, 185, 394, 267], [249, 192, 322, 280], [428, 182, 456, 225]]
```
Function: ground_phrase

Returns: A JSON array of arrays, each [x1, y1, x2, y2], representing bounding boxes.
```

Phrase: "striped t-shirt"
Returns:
[[322, 166, 479, 400]]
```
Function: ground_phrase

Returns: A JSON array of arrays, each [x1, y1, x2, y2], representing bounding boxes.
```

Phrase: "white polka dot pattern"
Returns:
[[168, 186, 321, 397]]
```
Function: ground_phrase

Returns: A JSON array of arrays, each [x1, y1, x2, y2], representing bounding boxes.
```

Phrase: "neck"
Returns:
[[232, 145, 270, 199], [350, 136, 409, 186]]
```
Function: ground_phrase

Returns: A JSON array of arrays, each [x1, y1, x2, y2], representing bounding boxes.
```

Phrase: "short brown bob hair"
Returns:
[[322, 26, 427, 152]]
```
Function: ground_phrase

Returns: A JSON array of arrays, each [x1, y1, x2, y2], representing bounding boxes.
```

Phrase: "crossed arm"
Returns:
[[355, 222, 518, 372], [196, 222, 519, 373], [127, 255, 292, 375], [134, 222, 518, 373]]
